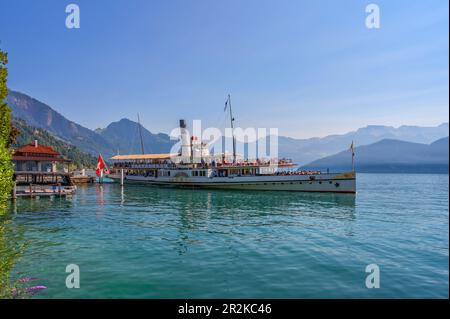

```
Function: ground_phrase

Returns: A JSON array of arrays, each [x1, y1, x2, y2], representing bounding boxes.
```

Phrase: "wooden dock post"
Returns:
[[12, 182, 17, 201]]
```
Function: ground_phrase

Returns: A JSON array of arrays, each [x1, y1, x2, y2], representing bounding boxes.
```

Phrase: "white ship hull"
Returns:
[[109, 172, 356, 193]]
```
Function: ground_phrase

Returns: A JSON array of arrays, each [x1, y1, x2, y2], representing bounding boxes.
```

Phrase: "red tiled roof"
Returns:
[[14, 142, 60, 156]]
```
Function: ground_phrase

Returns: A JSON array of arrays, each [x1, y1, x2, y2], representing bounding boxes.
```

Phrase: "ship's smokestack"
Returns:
[[179, 119, 191, 158]]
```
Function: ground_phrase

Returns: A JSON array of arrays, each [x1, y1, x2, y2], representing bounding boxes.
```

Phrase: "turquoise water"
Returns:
[[1, 173, 448, 298]]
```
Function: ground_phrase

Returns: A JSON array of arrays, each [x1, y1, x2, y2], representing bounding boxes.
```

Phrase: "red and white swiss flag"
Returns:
[[95, 154, 105, 177]]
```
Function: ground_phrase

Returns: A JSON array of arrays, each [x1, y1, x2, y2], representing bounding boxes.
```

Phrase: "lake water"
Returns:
[[1, 173, 448, 298]]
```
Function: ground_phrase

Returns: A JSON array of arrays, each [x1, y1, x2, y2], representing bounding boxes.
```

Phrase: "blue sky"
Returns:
[[0, 0, 448, 138]]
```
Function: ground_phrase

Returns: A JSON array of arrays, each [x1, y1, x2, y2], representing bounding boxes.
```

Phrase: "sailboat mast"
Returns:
[[137, 113, 145, 155], [228, 94, 236, 163]]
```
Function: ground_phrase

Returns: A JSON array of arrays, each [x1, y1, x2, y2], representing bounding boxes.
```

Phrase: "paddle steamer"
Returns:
[[108, 99, 356, 193], [109, 152, 355, 193]]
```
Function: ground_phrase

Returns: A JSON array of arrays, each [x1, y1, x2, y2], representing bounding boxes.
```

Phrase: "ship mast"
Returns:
[[227, 94, 236, 163], [137, 113, 145, 155]]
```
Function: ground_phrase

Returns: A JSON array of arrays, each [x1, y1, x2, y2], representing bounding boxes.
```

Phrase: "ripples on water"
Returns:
[[1, 173, 448, 298]]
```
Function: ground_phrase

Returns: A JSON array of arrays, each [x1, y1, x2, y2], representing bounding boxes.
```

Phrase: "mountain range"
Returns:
[[277, 123, 448, 164], [6, 90, 175, 159], [95, 118, 174, 155], [303, 137, 449, 173], [5, 89, 449, 172]]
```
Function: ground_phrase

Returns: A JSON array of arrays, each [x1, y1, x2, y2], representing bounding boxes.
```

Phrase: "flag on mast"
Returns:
[[95, 154, 105, 177], [350, 141, 355, 156], [350, 141, 355, 171]]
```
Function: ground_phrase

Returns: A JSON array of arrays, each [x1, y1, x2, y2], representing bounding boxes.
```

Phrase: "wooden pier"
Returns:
[[12, 171, 76, 199], [12, 183, 76, 198]]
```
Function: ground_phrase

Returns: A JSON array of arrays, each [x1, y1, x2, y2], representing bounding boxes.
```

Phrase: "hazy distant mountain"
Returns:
[[96, 118, 176, 155], [6, 90, 114, 157], [302, 137, 449, 173], [278, 123, 449, 165]]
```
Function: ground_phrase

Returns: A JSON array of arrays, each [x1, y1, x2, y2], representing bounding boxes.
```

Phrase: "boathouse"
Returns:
[[12, 140, 72, 186]]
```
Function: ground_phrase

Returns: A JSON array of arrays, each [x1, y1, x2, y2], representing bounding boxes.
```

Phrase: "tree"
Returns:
[[0, 49, 13, 212]]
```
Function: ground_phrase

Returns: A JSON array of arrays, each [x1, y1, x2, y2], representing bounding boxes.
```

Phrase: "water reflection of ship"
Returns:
[[116, 184, 356, 254], [121, 185, 355, 213], [178, 191, 355, 225]]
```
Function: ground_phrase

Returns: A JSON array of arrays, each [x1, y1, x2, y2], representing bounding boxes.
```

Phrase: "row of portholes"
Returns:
[[257, 180, 336, 186]]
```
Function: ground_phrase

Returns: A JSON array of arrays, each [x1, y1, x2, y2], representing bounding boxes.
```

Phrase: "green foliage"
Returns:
[[0, 144, 13, 212], [12, 118, 97, 168], [0, 104, 11, 144], [0, 219, 28, 298], [0, 49, 13, 212], [0, 50, 7, 102]]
